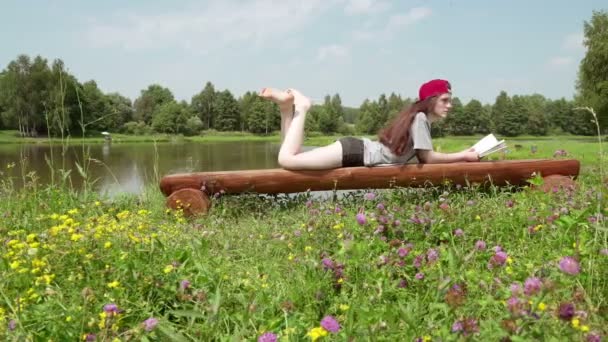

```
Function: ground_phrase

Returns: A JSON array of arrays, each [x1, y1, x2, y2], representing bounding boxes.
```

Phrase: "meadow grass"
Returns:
[[0, 138, 606, 341]]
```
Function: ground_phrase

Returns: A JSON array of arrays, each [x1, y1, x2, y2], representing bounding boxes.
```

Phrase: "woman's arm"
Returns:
[[416, 150, 479, 163]]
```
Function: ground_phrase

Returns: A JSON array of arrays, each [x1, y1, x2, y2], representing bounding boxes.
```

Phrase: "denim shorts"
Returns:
[[338, 137, 364, 167]]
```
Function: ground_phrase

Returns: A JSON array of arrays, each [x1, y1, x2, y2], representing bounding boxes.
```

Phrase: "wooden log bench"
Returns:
[[159, 159, 580, 216]]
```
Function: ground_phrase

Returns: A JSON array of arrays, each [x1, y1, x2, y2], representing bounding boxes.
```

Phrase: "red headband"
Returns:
[[418, 79, 451, 102]]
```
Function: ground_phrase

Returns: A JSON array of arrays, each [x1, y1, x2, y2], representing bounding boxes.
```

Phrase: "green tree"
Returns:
[[134, 84, 174, 125], [446, 97, 476, 135], [191, 82, 217, 130], [105, 93, 133, 131], [493, 91, 522, 136], [545, 98, 573, 133], [213, 90, 240, 131], [576, 10, 608, 131], [355, 99, 377, 134], [79, 80, 109, 133], [151, 101, 190, 134], [524, 94, 549, 135]]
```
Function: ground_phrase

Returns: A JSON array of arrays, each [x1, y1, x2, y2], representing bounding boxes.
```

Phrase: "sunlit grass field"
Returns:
[[0, 136, 606, 341]]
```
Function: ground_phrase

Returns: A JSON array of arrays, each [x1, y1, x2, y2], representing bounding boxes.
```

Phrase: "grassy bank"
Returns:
[[0, 139, 606, 341]]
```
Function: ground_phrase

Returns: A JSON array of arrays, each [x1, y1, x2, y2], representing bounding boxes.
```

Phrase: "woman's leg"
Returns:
[[277, 89, 343, 170], [259, 88, 294, 144], [259, 87, 343, 170]]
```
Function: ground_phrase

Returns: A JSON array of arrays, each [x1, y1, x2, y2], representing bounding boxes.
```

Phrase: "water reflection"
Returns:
[[0, 141, 282, 196]]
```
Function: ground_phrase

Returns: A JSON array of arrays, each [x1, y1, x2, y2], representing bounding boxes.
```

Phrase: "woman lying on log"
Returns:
[[259, 79, 480, 170]]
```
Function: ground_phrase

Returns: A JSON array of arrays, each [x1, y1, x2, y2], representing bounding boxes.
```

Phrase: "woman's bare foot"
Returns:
[[259, 88, 294, 112], [286, 88, 311, 114]]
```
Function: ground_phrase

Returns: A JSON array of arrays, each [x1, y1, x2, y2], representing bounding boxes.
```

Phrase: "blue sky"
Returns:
[[1, 0, 605, 107]]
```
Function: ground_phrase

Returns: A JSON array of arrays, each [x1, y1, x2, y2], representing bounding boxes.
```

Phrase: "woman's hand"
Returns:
[[463, 151, 480, 162]]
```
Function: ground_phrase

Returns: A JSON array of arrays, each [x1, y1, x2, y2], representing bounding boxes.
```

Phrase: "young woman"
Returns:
[[259, 79, 479, 170]]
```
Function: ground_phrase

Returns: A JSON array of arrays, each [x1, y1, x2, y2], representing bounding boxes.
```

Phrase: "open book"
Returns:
[[472, 134, 507, 158]]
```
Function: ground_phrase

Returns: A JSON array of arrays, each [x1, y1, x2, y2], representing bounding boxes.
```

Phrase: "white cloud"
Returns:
[[316, 44, 350, 61], [385, 7, 432, 33], [344, 0, 390, 15], [562, 32, 585, 52], [84, 0, 337, 52], [547, 56, 573, 68]]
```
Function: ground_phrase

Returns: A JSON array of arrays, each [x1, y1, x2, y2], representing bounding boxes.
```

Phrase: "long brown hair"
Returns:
[[378, 96, 438, 156]]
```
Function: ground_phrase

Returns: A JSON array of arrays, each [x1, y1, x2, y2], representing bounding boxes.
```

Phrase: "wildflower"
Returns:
[[307, 327, 328, 341], [571, 318, 580, 329], [356, 213, 367, 225], [103, 303, 119, 316], [587, 333, 602, 342], [451, 318, 479, 336], [537, 302, 547, 311], [8, 319, 16, 331], [581, 325, 590, 332], [524, 277, 542, 296], [107, 280, 120, 289], [510, 283, 522, 296], [104, 242, 112, 249], [558, 302, 575, 321], [475, 240, 486, 251], [364, 192, 376, 200], [180, 280, 191, 290], [454, 228, 464, 237], [320, 316, 340, 333], [488, 251, 508, 268], [475, 215, 481, 221], [339, 304, 350, 311], [143, 317, 159, 332], [559, 256, 581, 275], [376, 203, 385, 211], [304, 246, 313, 252], [258, 332, 278, 342], [83, 333, 96, 341], [397, 247, 409, 258], [426, 248, 439, 262], [164, 265, 174, 273], [415, 272, 424, 280]]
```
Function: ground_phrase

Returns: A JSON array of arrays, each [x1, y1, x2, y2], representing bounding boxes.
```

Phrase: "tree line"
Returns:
[[0, 11, 605, 138]]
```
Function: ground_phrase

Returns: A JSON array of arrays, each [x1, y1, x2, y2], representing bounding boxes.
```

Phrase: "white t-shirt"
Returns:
[[362, 112, 433, 166]]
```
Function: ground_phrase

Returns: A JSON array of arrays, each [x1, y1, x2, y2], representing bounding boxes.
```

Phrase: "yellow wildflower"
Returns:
[[94, 201, 101, 206], [506, 257, 513, 264], [107, 280, 120, 289], [26, 233, 37, 243], [537, 302, 547, 311], [339, 304, 350, 312], [475, 215, 481, 220], [307, 327, 328, 341], [68, 208, 79, 215], [423, 336, 432, 342], [66, 316, 72, 322], [288, 253, 295, 261], [50, 213, 59, 220], [304, 246, 313, 252], [104, 242, 112, 249], [70, 233, 84, 242], [571, 318, 580, 329], [9, 261, 20, 269], [581, 325, 590, 332], [164, 265, 174, 274]]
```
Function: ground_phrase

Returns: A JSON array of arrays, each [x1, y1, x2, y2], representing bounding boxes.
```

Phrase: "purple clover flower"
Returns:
[[322, 257, 335, 270], [143, 317, 159, 332], [258, 332, 278, 342], [454, 228, 464, 237], [103, 303, 119, 315], [320, 315, 340, 333], [558, 302, 575, 321], [558, 256, 581, 275], [180, 280, 191, 290], [356, 213, 367, 225], [427, 248, 439, 262], [415, 272, 424, 280], [475, 240, 486, 251], [524, 277, 542, 296]]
